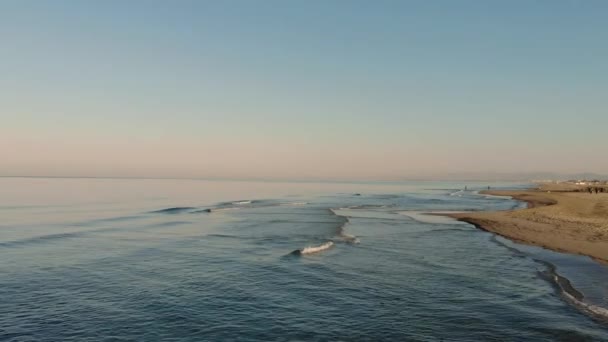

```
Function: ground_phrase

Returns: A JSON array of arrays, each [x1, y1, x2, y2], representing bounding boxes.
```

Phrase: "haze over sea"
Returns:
[[2, 177, 608, 341]]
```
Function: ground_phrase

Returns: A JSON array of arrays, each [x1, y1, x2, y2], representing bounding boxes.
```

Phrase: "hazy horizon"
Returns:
[[2, 1, 607, 179], [1, 171, 606, 183]]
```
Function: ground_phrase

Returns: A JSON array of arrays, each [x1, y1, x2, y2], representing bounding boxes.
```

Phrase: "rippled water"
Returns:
[[1, 178, 608, 341]]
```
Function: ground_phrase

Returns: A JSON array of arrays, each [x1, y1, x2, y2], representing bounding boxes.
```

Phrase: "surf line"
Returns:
[[489, 235, 608, 323], [541, 259, 608, 323]]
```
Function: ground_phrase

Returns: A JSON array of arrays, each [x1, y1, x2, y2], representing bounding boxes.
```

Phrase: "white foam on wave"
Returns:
[[484, 194, 512, 200], [398, 211, 469, 225], [330, 208, 360, 243], [463, 190, 512, 200], [300, 241, 334, 255], [280, 202, 308, 206], [232, 200, 252, 205], [563, 291, 608, 320], [340, 233, 360, 244], [331, 208, 401, 220], [553, 274, 608, 321]]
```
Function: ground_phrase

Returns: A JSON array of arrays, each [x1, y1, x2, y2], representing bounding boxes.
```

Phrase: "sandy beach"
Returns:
[[448, 185, 608, 264]]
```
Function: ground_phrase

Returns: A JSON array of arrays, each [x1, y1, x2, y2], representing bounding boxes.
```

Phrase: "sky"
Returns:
[[1, 0, 607, 180]]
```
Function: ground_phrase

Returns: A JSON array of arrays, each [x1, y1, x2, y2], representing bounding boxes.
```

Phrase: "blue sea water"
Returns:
[[1, 178, 608, 341]]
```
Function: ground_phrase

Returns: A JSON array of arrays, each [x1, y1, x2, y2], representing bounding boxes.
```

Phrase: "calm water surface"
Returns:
[[1, 178, 607, 341]]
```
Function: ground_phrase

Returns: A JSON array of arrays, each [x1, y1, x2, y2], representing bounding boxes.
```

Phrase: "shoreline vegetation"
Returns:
[[447, 182, 608, 264]]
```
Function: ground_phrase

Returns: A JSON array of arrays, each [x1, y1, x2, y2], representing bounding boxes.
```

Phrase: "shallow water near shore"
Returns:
[[1, 178, 608, 341]]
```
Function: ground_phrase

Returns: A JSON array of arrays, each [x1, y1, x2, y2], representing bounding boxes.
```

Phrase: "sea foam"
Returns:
[[299, 241, 334, 255]]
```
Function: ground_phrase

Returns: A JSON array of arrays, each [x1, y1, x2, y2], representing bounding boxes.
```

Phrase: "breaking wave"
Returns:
[[330, 209, 360, 244], [150, 207, 197, 214], [151, 199, 308, 216], [290, 241, 335, 255], [280, 202, 308, 206], [541, 261, 608, 323], [491, 235, 608, 323], [398, 211, 469, 225]]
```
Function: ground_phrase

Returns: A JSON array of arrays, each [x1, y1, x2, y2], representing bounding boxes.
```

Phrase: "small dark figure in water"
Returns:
[[464, 186, 468, 191], [487, 186, 491, 190]]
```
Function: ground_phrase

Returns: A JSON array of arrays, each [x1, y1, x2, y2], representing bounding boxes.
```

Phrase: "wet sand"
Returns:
[[447, 186, 608, 264]]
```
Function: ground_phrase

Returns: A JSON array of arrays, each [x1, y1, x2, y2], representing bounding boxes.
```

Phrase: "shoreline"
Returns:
[[446, 186, 608, 265]]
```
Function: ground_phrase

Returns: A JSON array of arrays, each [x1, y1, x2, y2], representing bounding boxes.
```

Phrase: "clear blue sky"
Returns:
[[2, 1, 607, 180]]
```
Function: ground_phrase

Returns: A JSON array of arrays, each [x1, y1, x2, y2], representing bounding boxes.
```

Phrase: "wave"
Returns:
[[280, 202, 308, 206], [147, 221, 191, 228], [340, 233, 360, 244], [87, 215, 146, 224], [0, 231, 88, 248], [0, 219, 192, 248], [153, 199, 308, 216], [449, 190, 464, 196], [208, 207, 241, 213], [484, 194, 513, 200], [491, 235, 608, 322], [149, 207, 197, 214], [189, 207, 242, 213], [345, 204, 392, 210], [0, 228, 117, 248], [397, 211, 469, 225], [152, 199, 258, 215], [207, 199, 278, 212], [541, 261, 608, 322], [330, 209, 360, 244], [290, 241, 335, 255], [206, 234, 243, 240], [286, 207, 356, 255], [191, 209, 212, 213]]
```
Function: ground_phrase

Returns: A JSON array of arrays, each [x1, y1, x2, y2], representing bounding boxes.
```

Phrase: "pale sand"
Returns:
[[447, 186, 608, 264]]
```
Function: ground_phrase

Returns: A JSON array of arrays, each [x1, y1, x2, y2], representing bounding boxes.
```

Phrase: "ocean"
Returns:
[[1, 178, 607, 341]]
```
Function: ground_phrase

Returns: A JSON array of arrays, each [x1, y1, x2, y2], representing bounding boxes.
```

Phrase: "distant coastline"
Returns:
[[447, 183, 608, 264]]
